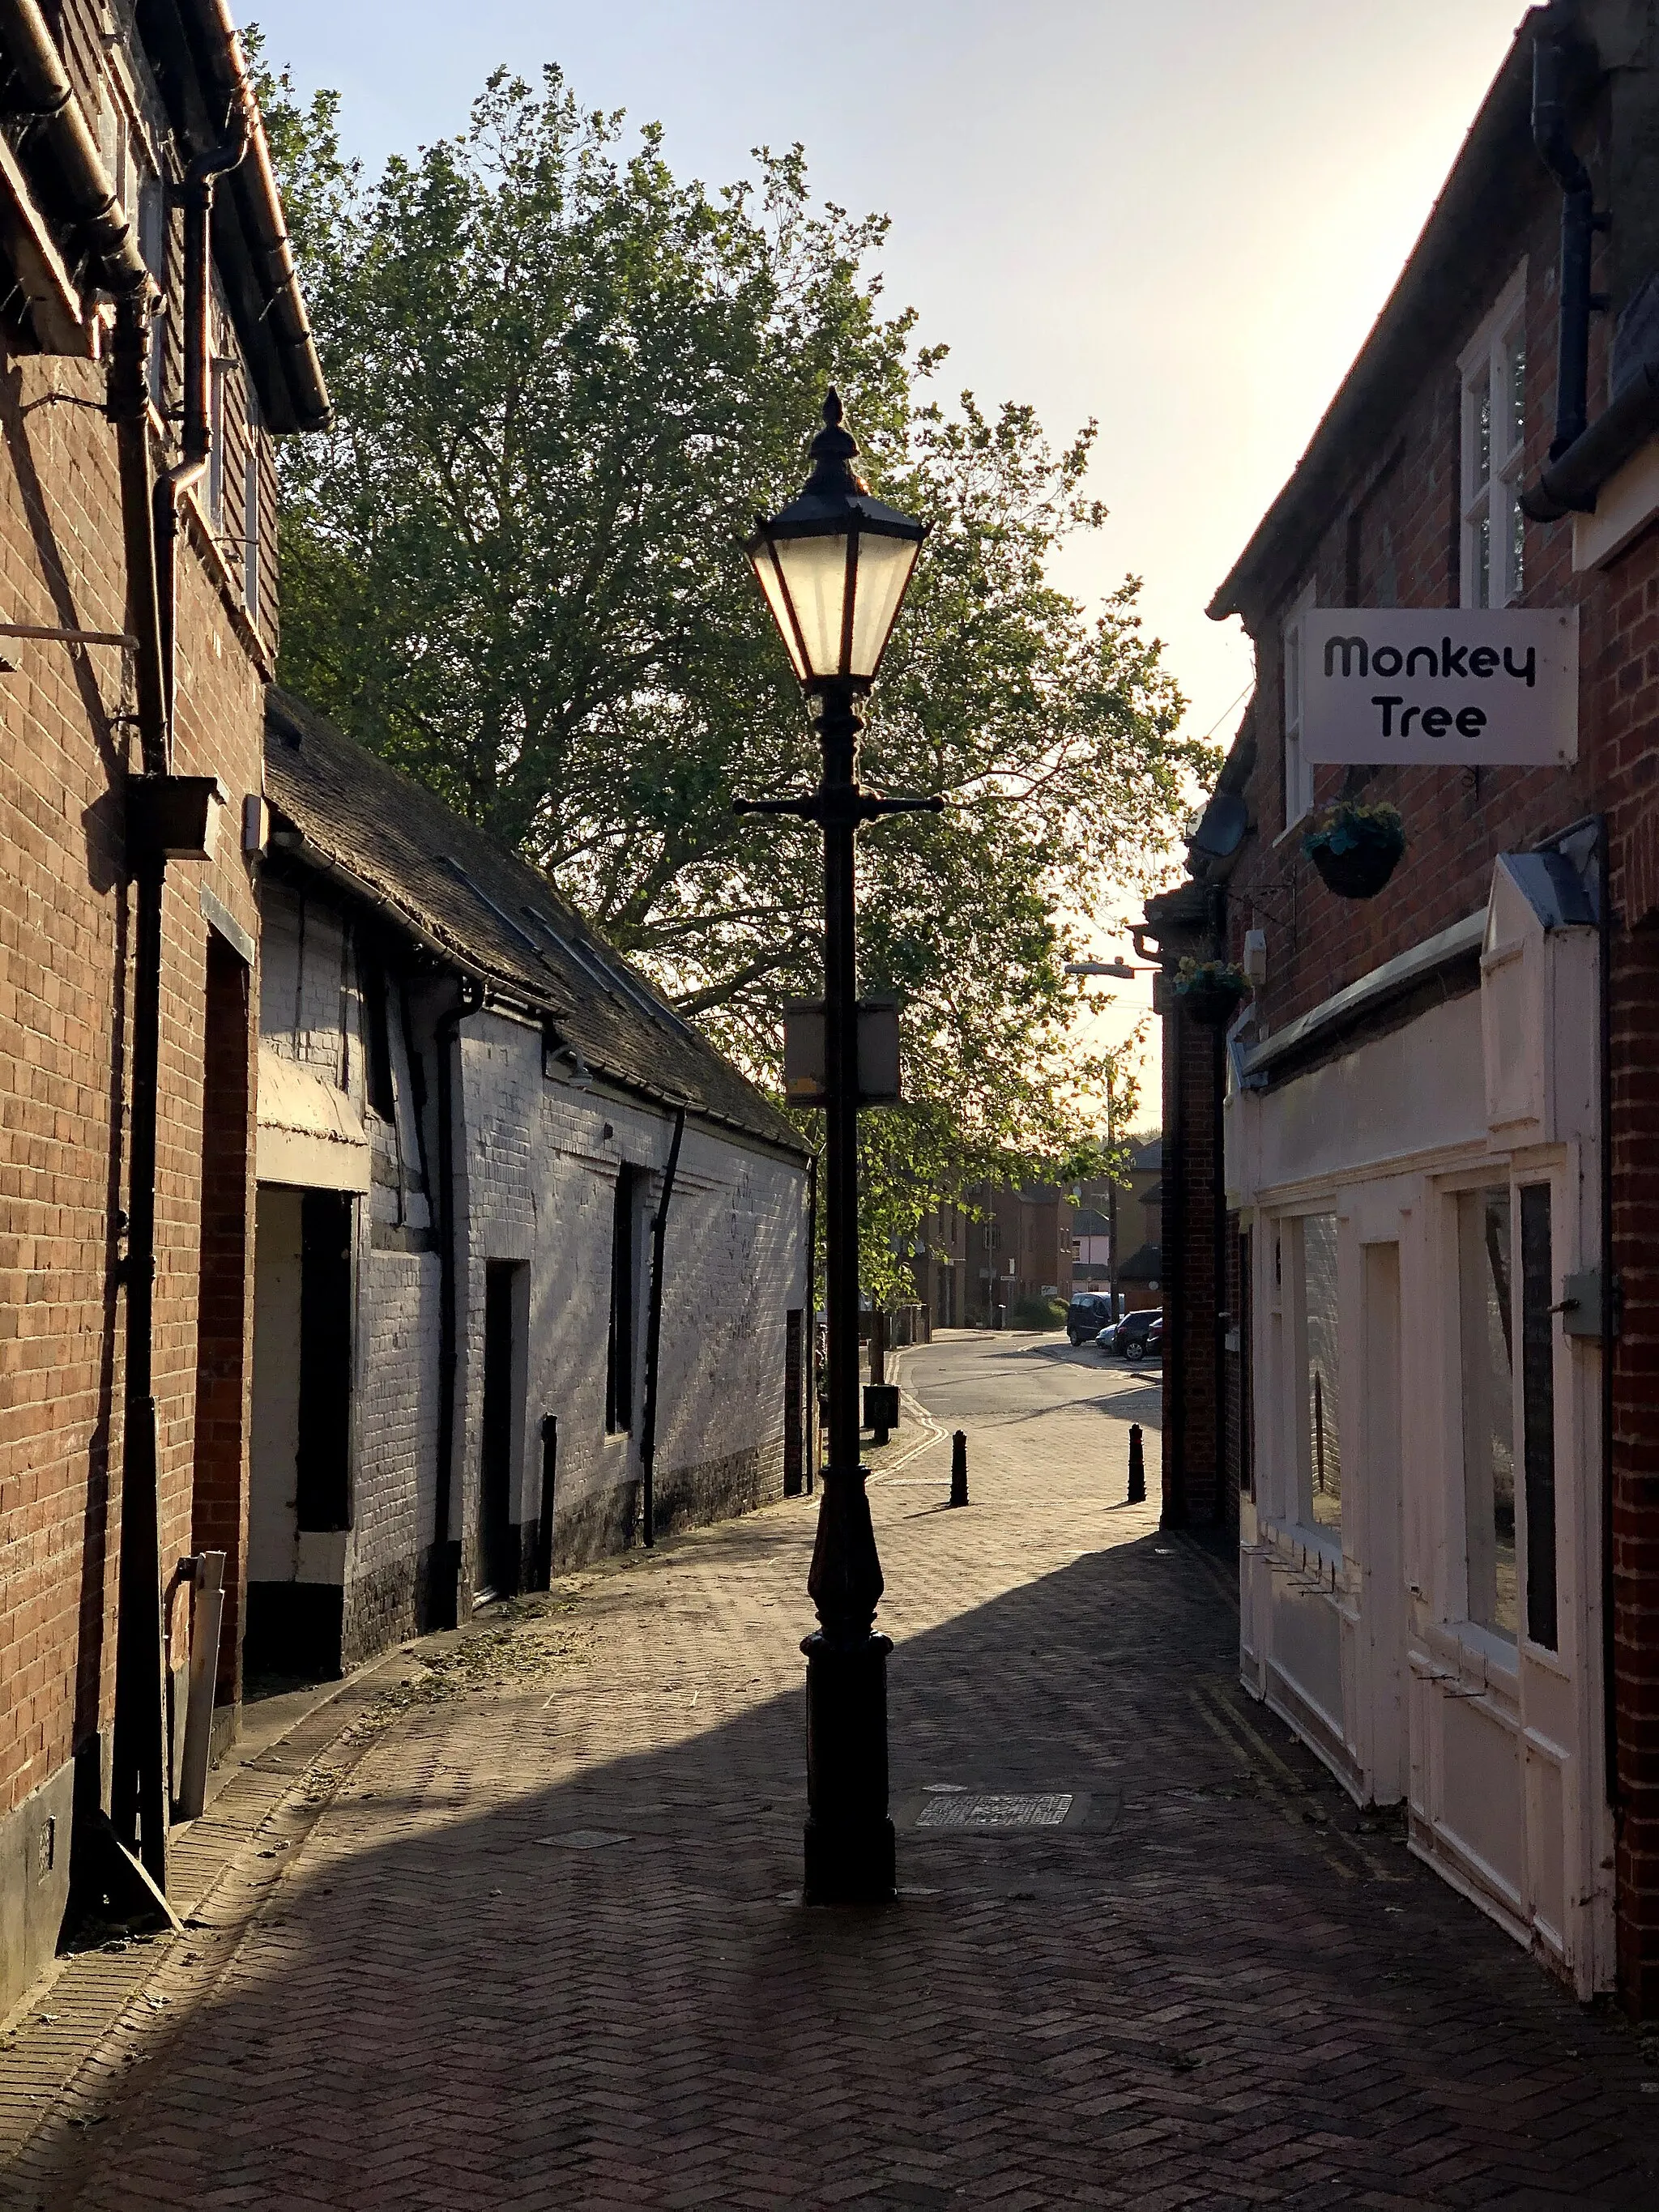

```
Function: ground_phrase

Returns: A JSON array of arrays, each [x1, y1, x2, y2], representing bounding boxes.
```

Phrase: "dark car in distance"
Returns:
[[1065, 1293, 1115, 1345], [1109, 1307, 1162, 1360]]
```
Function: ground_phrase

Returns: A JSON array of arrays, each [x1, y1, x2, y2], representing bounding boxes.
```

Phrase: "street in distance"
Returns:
[[1303, 607, 1578, 766]]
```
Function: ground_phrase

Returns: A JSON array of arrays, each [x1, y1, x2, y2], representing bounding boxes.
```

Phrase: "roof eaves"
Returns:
[[1208, 8, 1559, 626]]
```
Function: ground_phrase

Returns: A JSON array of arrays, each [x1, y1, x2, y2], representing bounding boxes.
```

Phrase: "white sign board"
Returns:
[[1302, 608, 1577, 765]]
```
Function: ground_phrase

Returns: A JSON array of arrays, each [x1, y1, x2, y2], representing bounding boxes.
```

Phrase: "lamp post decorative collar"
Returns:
[[739, 391, 936, 1904]]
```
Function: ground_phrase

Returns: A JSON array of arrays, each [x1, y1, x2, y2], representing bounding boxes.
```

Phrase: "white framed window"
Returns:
[[1282, 580, 1316, 831], [1453, 1174, 1559, 1652], [1460, 267, 1528, 609]]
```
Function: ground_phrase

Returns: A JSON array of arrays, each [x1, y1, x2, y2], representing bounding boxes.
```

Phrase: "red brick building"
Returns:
[[0, 1, 326, 2012], [914, 1181, 1075, 1328], [1149, 1, 1659, 2011]]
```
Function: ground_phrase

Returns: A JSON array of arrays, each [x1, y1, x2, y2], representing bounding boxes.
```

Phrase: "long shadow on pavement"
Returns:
[[49, 1526, 1659, 2212]]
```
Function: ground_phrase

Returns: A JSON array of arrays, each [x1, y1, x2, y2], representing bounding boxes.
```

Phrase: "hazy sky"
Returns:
[[254, 0, 1532, 1099]]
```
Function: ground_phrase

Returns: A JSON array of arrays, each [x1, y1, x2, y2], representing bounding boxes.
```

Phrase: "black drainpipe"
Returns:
[[432, 982, 480, 1627], [107, 296, 170, 1879], [638, 1106, 686, 1549], [1533, 33, 1608, 461], [153, 118, 249, 739], [106, 111, 244, 1881]]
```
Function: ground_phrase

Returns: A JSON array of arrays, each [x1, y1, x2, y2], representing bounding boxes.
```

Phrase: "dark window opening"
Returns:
[[190, 934, 252, 1705], [296, 1190, 353, 1530], [784, 1309, 804, 1497], [363, 954, 395, 1122], [479, 1260, 524, 1596], [1520, 1183, 1559, 1650], [607, 1166, 637, 1434]]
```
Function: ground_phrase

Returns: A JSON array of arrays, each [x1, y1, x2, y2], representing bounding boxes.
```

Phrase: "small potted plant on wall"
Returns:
[[1303, 797, 1405, 899], [1173, 955, 1250, 1028]]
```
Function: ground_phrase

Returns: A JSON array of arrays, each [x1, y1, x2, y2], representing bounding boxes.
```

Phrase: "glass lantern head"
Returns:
[[745, 390, 927, 690]]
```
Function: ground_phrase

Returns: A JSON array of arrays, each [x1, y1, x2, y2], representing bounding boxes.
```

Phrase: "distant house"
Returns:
[[915, 1181, 1074, 1327], [254, 692, 812, 1673], [1076, 1136, 1162, 1308]]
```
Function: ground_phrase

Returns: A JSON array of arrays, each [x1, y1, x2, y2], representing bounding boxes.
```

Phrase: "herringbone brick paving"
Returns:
[[12, 1332, 1659, 2208]]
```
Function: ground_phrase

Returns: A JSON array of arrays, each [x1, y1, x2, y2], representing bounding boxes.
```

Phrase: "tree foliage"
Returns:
[[254, 56, 1213, 1295]]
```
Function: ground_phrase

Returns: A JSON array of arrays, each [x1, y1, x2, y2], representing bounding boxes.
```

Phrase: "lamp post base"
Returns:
[[802, 1627, 896, 1903]]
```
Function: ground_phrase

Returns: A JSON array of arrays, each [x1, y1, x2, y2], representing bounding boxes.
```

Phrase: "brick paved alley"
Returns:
[[10, 1331, 1659, 2210]]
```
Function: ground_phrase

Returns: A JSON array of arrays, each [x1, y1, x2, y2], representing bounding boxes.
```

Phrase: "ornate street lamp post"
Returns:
[[742, 391, 932, 1903]]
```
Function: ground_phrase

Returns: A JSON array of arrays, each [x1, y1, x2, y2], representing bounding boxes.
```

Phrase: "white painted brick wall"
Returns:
[[257, 880, 808, 1643], [447, 1009, 807, 1566]]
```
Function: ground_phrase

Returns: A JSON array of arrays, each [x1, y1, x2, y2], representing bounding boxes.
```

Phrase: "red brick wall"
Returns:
[[0, 331, 269, 1830], [1158, 986, 1226, 1530]]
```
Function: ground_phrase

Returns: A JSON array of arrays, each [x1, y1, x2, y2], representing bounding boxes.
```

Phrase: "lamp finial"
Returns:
[[806, 386, 868, 496]]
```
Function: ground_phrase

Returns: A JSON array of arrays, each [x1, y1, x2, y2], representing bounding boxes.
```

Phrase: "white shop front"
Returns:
[[1228, 844, 1614, 1993]]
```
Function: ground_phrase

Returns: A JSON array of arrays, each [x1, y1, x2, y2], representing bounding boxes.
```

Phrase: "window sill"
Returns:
[[1262, 1515, 1344, 1578], [1442, 1616, 1520, 1686]]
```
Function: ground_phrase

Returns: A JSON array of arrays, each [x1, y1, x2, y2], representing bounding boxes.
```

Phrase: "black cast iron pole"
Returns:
[[802, 683, 894, 1904]]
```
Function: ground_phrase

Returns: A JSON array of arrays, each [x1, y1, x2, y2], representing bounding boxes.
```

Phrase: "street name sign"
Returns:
[[1302, 607, 1578, 765]]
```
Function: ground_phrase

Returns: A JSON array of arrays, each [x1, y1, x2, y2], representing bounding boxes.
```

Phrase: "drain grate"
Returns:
[[915, 1792, 1073, 1831]]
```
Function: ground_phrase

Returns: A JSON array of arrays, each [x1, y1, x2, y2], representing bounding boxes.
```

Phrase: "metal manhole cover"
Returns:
[[915, 1792, 1073, 1831]]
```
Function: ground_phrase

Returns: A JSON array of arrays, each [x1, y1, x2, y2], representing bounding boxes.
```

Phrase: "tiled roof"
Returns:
[[1117, 1243, 1163, 1282], [264, 688, 804, 1157]]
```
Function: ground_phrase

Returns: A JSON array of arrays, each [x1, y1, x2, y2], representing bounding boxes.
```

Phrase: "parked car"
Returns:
[[1141, 1317, 1163, 1362], [1094, 1318, 1121, 1353], [1065, 1293, 1115, 1346], [1113, 1307, 1162, 1360]]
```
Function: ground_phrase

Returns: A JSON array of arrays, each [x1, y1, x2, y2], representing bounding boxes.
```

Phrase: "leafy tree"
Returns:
[[253, 55, 1213, 1292]]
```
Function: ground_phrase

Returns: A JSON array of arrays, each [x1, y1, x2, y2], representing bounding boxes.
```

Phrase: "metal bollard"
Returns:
[[949, 1430, 969, 1507], [1128, 1423, 1146, 1505]]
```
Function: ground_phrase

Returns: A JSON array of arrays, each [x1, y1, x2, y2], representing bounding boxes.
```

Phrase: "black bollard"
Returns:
[[949, 1430, 969, 1507], [1128, 1423, 1146, 1505]]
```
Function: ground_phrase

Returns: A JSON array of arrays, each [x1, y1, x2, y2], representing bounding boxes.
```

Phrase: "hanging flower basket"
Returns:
[[1173, 957, 1249, 1029], [1303, 799, 1405, 899]]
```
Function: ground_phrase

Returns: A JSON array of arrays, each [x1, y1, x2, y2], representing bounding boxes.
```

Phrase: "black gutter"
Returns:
[[0, 0, 150, 293], [1521, 363, 1659, 520], [431, 982, 480, 1627], [187, 0, 331, 430], [638, 1107, 686, 1549], [1533, 32, 1606, 464]]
